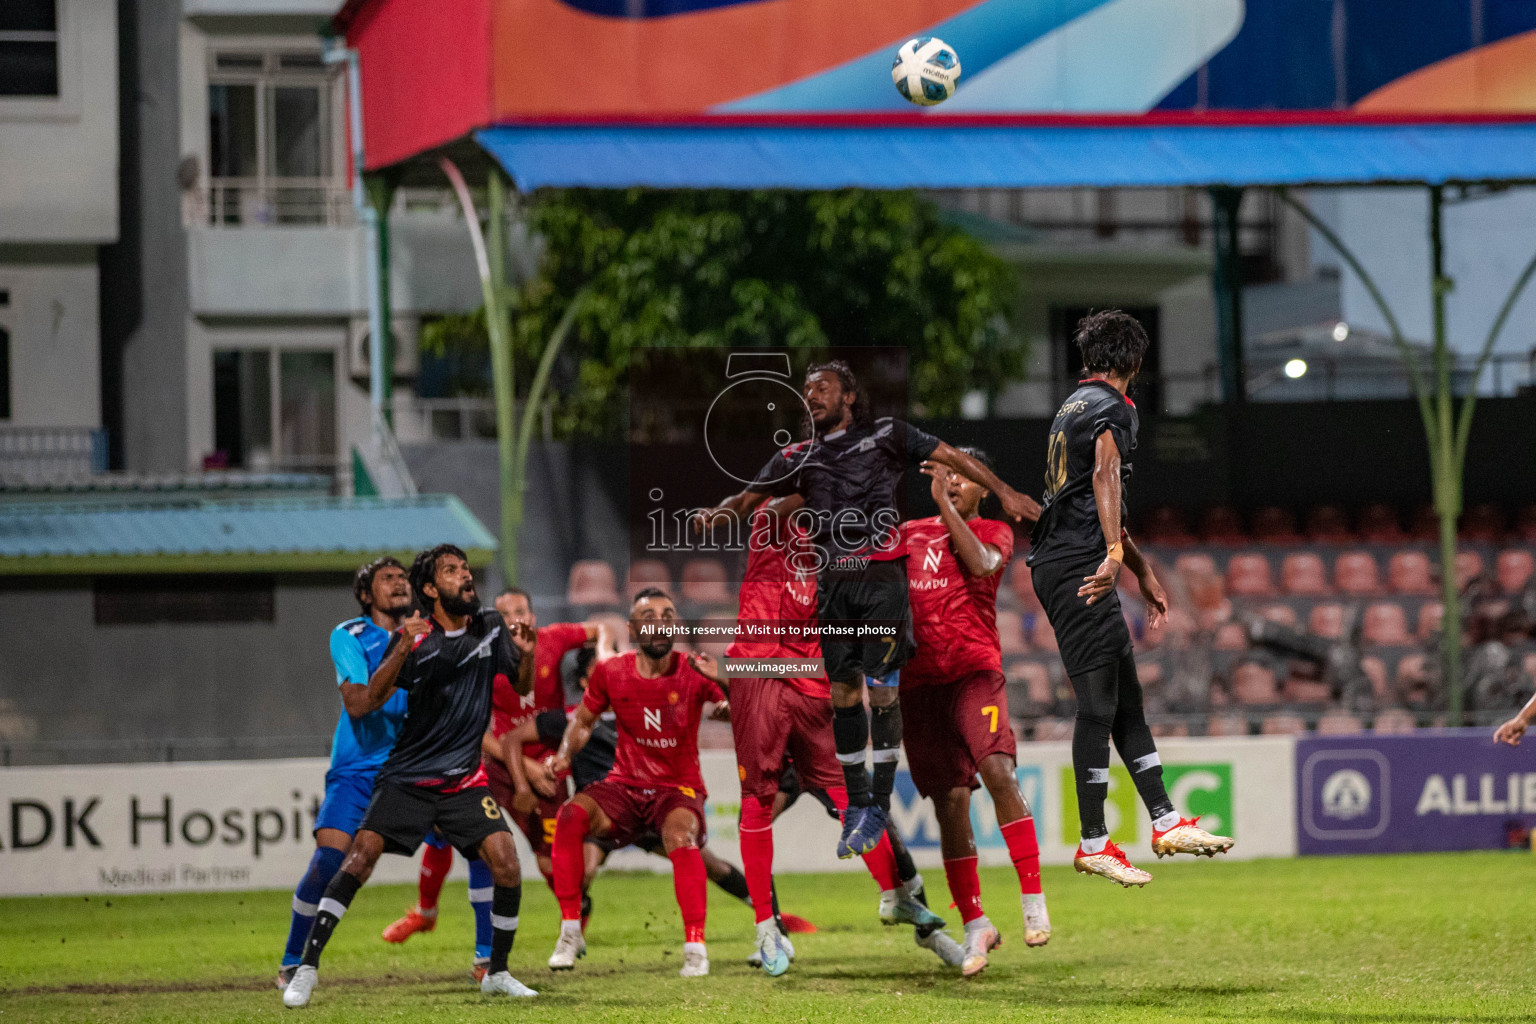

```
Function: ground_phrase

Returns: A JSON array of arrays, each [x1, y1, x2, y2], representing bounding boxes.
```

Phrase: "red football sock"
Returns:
[[943, 855, 985, 924], [1000, 815, 1043, 895], [417, 843, 453, 912], [739, 796, 776, 924], [552, 803, 590, 922], [825, 784, 900, 891], [669, 845, 708, 944]]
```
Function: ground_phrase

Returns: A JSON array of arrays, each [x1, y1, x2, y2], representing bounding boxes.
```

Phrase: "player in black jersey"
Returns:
[[283, 545, 539, 1007], [1027, 311, 1233, 888], [693, 360, 1038, 861]]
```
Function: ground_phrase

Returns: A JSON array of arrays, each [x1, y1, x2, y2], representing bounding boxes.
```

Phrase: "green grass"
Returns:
[[2, 852, 1532, 1023]]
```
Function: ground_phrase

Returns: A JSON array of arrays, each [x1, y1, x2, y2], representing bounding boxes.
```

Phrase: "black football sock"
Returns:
[[869, 700, 903, 811], [833, 703, 872, 807], [488, 884, 521, 975], [713, 861, 751, 905], [886, 823, 918, 886], [1071, 715, 1114, 843], [580, 892, 593, 923], [1109, 649, 1175, 821], [301, 869, 363, 968]]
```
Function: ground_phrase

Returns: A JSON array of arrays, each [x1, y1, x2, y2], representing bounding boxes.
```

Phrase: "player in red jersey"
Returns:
[[380, 589, 608, 965], [545, 587, 729, 978], [903, 449, 1051, 977], [731, 499, 962, 975]]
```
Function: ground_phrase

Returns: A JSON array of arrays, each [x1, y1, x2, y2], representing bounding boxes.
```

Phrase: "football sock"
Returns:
[[832, 703, 872, 807], [580, 893, 593, 932], [713, 861, 752, 905], [869, 701, 903, 811], [999, 816, 1043, 895], [283, 846, 344, 966], [1080, 834, 1109, 855], [738, 796, 776, 925], [668, 846, 708, 944], [943, 856, 984, 924], [1108, 649, 1175, 821], [1069, 658, 1118, 844], [488, 884, 521, 975], [1152, 810, 1182, 832], [467, 857, 494, 960], [300, 869, 362, 969], [824, 784, 901, 890], [887, 824, 918, 885], [552, 803, 589, 922], [417, 842, 453, 914]]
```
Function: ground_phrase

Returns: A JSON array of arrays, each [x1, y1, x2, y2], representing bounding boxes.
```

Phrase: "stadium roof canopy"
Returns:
[[0, 496, 497, 575]]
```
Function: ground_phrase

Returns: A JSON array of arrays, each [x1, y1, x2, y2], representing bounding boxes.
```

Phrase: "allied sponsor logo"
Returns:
[[1059, 763, 1234, 846], [1301, 749, 1389, 841]]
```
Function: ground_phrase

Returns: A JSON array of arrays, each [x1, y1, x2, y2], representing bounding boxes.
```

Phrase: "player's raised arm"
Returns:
[[550, 702, 599, 774], [690, 487, 774, 536], [366, 611, 430, 704], [928, 440, 1040, 524], [921, 460, 1004, 577], [1120, 533, 1168, 629], [1078, 431, 1125, 606], [1494, 691, 1536, 745], [497, 716, 553, 814], [492, 611, 536, 696]]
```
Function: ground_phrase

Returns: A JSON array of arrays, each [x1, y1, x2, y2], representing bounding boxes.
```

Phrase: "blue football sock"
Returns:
[[283, 846, 345, 966], [468, 857, 494, 960]]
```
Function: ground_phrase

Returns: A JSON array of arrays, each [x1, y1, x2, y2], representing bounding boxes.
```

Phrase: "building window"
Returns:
[[94, 575, 276, 625], [207, 49, 344, 226], [0, 0, 58, 98], [212, 348, 336, 471]]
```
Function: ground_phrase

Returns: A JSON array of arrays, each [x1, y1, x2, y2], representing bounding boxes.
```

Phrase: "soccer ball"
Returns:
[[891, 37, 961, 106]]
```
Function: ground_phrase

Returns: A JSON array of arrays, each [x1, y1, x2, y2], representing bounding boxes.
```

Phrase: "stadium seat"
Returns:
[[1144, 505, 1196, 545], [1008, 661, 1053, 708], [1260, 603, 1299, 627], [681, 558, 733, 606], [1315, 711, 1364, 735], [1033, 718, 1075, 742], [1260, 713, 1308, 735], [1334, 551, 1383, 596], [1281, 553, 1332, 595], [1226, 552, 1275, 597], [1253, 506, 1303, 543], [567, 559, 621, 607], [1461, 503, 1506, 543], [1362, 602, 1411, 646], [1455, 550, 1485, 590], [1387, 551, 1436, 595], [1497, 549, 1535, 595], [1205, 714, 1250, 737], [1152, 721, 1190, 737], [1517, 505, 1536, 541], [1009, 561, 1044, 612], [1360, 656, 1389, 700], [1029, 616, 1059, 652], [1185, 567, 1232, 629], [1200, 506, 1248, 544], [1372, 707, 1418, 734], [1415, 601, 1443, 641], [591, 612, 630, 651], [1212, 621, 1248, 650], [1308, 602, 1345, 639], [1394, 653, 1431, 694], [625, 558, 673, 602], [1283, 672, 1331, 705], [1306, 505, 1355, 544], [1232, 661, 1279, 704], [1173, 552, 1218, 581], [996, 610, 1029, 656], [1358, 503, 1407, 543]]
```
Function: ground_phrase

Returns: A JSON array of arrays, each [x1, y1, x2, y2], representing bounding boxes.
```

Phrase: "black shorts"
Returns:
[[1030, 556, 1133, 680], [815, 557, 915, 684], [359, 779, 512, 859]]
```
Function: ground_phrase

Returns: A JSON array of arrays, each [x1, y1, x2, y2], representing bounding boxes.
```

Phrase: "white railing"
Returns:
[[205, 177, 355, 227], [0, 427, 109, 482], [391, 396, 498, 443]]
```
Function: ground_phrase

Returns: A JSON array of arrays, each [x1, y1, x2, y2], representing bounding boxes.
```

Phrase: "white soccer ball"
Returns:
[[891, 36, 961, 106]]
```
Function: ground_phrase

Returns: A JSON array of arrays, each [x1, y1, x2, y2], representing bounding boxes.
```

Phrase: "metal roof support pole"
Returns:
[[1209, 186, 1246, 404], [1427, 185, 1465, 724], [365, 171, 400, 428]]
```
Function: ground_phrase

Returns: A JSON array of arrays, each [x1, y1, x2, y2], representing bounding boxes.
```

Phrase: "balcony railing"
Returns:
[[205, 177, 354, 227], [0, 427, 108, 482]]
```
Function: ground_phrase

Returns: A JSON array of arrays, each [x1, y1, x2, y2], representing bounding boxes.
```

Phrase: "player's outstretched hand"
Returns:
[[547, 751, 570, 776], [508, 621, 536, 655], [523, 754, 558, 798], [920, 461, 950, 506], [1078, 558, 1121, 605], [1139, 571, 1169, 629], [1494, 716, 1528, 746], [999, 487, 1042, 524], [510, 788, 539, 816], [400, 610, 430, 645], [689, 651, 721, 682]]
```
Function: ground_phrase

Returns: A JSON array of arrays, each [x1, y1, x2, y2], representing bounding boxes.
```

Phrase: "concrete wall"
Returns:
[[0, 0, 119, 244], [0, 247, 101, 427]]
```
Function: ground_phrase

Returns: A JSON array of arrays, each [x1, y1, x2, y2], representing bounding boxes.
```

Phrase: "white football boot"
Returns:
[[480, 971, 538, 998], [679, 942, 710, 978], [281, 965, 317, 1008], [548, 921, 586, 971]]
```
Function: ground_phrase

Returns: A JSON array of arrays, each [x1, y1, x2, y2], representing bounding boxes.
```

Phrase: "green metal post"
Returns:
[[486, 173, 521, 587], [365, 171, 400, 427], [1429, 186, 1463, 723], [1210, 186, 1246, 403]]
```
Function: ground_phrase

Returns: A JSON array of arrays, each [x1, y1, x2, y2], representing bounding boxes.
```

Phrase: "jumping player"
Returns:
[[545, 588, 729, 978], [903, 451, 1051, 976], [282, 545, 539, 1008], [1028, 311, 1232, 887], [729, 498, 960, 975], [694, 360, 1039, 859]]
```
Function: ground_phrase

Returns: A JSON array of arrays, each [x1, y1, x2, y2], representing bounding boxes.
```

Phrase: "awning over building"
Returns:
[[0, 495, 496, 574], [476, 115, 1536, 191]]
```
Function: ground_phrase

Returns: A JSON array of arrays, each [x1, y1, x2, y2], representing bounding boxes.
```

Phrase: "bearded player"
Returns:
[[283, 545, 539, 1007], [694, 360, 1038, 860], [903, 451, 1050, 977], [1028, 311, 1232, 887], [730, 498, 962, 975], [545, 588, 729, 978]]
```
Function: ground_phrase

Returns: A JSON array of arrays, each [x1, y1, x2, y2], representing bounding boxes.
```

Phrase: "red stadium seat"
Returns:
[[1283, 672, 1332, 704], [590, 612, 631, 651], [1200, 506, 1248, 544], [1253, 506, 1303, 543], [567, 560, 621, 607], [1334, 551, 1383, 596], [1315, 712, 1364, 735], [1415, 602, 1443, 641], [1454, 550, 1485, 590], [1358, 504, 1406, 543], [1372, 707, 1418, 734], [1008, 661, 1053, 706], [681, 558, 733, 606], [1496, 549, 1535, 595], [1281, 553, 1331, 595], [1206, 714, 1249, 737], [1360, 656, 1389, 700], [1260, 713, 1308, 735], [1395, 653, 1431, 695], [1361, 602, 1411, 646], [1152, 721, 1190, 738], [1212, 621, 1248, 650], [1308, 603, 1345, 639], [1144, 506, 1196, 545], [1033, 718, 1075, 742], [1029, 616, 1059, 653], [1386, 551, 1436, 595], [1461, 503, 1506, 543], [1225, 553, 1275, 597], [1306, 506, 1354, 544], [625, 558, 673, 602], [1009, 561, 1044, 613], [1232, 661, 1279, 704], [996, 610, 1029, 656], [1260, 603, 1298, 628], [1173, 552, 1218, 581]]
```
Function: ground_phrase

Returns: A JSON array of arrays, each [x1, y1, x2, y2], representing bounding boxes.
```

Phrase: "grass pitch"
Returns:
[[2, 852, 1531, 1023]]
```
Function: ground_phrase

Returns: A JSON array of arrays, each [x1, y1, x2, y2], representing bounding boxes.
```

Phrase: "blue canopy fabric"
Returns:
[[476, 118, 1536, 190]]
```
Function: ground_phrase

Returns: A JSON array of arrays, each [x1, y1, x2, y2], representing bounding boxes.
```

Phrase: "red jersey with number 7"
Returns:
[[582, 650, 725, 795], [902, 515, 1014, 686]]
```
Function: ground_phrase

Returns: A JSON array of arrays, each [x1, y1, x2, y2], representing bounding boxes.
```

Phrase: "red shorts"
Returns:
[[485, 757, 564, 856], [583, 779, 708, 850], [900, 669, 1016, 799], [730, 677, 844, 802]]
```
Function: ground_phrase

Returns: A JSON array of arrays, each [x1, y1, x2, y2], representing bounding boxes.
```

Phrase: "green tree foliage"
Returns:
[[423, 188, 1025, 439]]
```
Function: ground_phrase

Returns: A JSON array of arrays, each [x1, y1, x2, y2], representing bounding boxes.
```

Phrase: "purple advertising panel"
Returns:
[[1297, 730, 1536, 855]]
